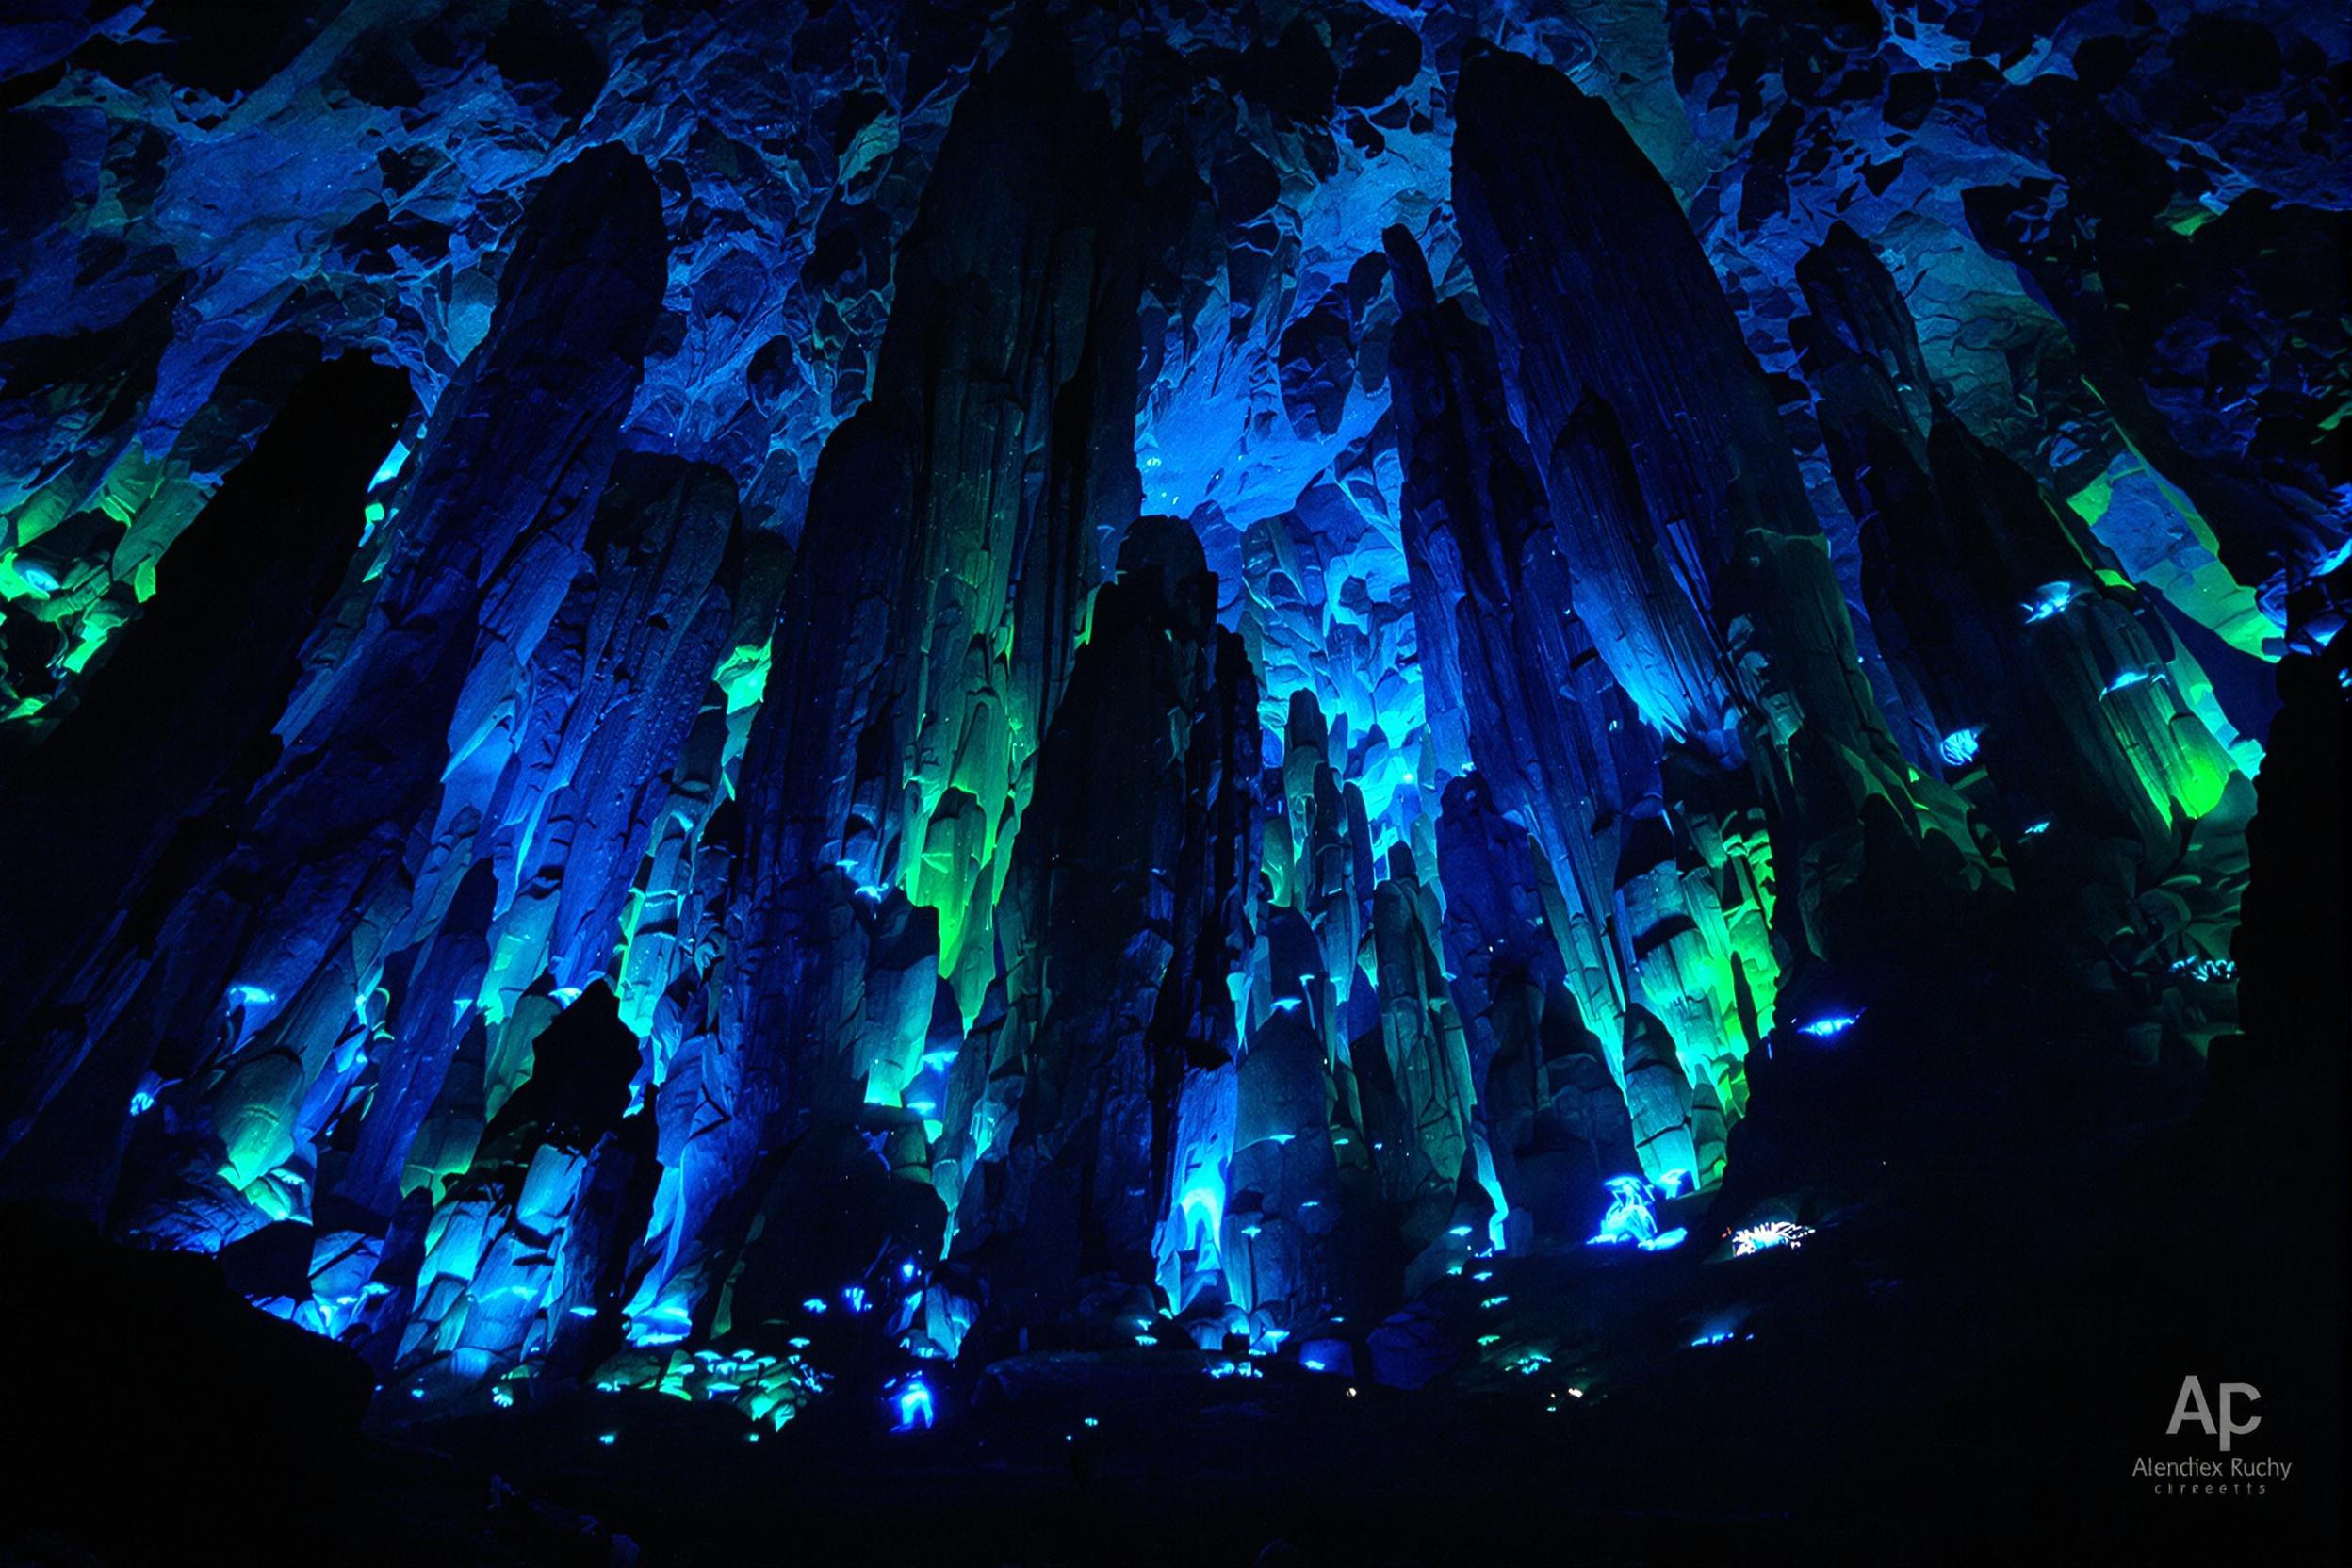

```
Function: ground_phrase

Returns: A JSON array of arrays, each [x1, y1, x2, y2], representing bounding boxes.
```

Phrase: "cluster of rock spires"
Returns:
[[0, 0, 2341, 1428]]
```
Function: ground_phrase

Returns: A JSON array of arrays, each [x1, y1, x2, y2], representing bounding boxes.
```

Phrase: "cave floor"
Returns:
[[331, 1072, 2340, 1566], [7, 1045, 2337, 1567]]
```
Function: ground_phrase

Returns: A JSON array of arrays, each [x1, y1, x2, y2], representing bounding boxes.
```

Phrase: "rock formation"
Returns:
[[0, 12, 2333, 1555]]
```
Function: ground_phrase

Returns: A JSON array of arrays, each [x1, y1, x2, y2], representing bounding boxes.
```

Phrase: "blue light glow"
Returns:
[[625, 1300, 692, 1347], [2021, 581, 2081, 623], [1587, 1175, 1660, 1247], [1178, 1182, 1225, 1253], [892, 1378, 935, 1431]]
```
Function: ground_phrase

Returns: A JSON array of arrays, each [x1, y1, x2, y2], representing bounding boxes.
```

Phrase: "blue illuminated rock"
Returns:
[[701, 35, 1143, 1324], [399, 981, 655, 1383], [1361, 864, 1476, 1240], [1454, 45, 1805, 743], [5, 142, 663, 1257], [1803, 220, 2247, 855], [1964, 71, 2349, 630], [0, 350, 410, 1202], [950, 514, 1260, 1345], [0, 6, 2331, 1489], [1384, 224, 1647, 1022], [1449, 44, 1983, 985]]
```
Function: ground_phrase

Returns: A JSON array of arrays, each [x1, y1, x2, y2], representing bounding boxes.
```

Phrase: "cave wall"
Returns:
[[0, 0, 2340, 1419]]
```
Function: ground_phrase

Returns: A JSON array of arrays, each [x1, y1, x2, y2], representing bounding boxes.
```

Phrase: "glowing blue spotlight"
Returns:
[[1588, 1175, 1659, 1247], [1938, 727, 1982, 767], [2022, 581, 2080, 623], [1179, 1183, 1225, 1252], [625, 1299, 692, 1347], [892, 1378, 935, 1431], [1796, 1010, 1864, 1038]]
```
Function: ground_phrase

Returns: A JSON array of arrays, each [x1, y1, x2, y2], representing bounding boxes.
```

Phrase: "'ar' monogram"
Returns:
[[2167, 1376, 2262, 1451]]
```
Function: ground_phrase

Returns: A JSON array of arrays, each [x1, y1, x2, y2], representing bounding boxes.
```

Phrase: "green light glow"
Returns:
[[715, 638, 773, 714]]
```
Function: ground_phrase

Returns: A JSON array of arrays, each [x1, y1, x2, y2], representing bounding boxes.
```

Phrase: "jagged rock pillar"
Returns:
[[948, 516, 1259, 1347], [687, 36, 1144, 1328], [0, 352, 410, 1207]]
